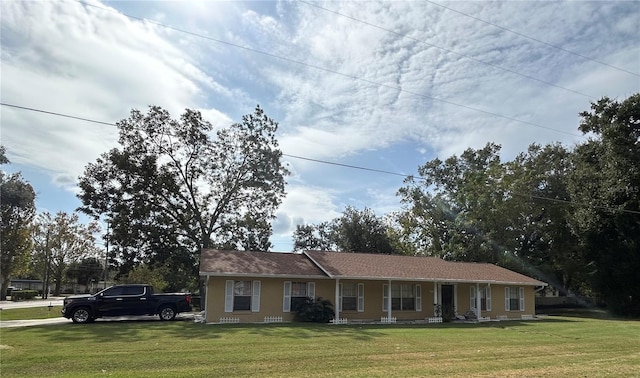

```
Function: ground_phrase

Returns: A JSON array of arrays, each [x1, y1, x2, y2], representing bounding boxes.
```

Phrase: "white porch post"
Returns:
[[433, 281, 438, 315], [476, 282, 482, 318], [204, 275, 210, 322], [387, 280, 392, 319], [334, 279, 340, 321]]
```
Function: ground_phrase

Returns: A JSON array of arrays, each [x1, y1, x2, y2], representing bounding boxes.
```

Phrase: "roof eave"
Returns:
[[199, 272, 330, 280], [329, 275, 546, 286]]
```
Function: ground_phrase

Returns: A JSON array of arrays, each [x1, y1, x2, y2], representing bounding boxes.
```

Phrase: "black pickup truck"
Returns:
[[62, 284, 192, 323]]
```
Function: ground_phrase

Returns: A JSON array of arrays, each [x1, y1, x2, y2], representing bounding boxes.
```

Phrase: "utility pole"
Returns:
[[104, 221, 109, 289]]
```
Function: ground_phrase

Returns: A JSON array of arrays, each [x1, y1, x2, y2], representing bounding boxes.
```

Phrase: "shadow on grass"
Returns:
[[5, 314, 591, 345], [536, 306, 638, 321]]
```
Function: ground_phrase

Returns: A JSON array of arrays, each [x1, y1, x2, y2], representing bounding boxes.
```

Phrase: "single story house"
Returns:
[[199, 249, 547, 323]]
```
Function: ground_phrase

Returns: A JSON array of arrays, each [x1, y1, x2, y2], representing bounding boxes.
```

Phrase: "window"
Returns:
[[339, 283, 364, 312], [505, 287, 525, 311], [234, 281, 252, 311], [123, 286, 145, 296], [283, 281, 315, 312], [341, 283, 357, 311], [101, 287, 124, 297], [383, 284, 422, 311], [470, 286, 492, 311], [291, 282, 308, 311], [225, 280, 261, 312]]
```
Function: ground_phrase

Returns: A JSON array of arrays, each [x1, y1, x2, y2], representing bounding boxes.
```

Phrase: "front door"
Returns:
[[441, 285, 455, 317]]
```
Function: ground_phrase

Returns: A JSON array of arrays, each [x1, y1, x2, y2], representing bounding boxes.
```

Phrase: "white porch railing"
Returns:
[[264, 316, 284, 323], [380, 316, 397, 324]]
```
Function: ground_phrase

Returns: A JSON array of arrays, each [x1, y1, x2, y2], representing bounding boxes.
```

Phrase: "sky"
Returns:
[[1, 0, 638, 252]]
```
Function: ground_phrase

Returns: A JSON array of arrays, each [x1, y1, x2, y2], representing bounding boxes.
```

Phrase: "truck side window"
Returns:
[[123, 286, 145, 296], [103, 287, 124, 297]]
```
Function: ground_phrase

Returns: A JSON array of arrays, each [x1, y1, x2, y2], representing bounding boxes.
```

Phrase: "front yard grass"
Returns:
[[1, 316, 639, 377], [0, 306, 63, 321]]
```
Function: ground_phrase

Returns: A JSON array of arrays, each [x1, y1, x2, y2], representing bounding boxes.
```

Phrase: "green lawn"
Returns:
[[0, 306, 63, 321], [1, 316, 639, 377]]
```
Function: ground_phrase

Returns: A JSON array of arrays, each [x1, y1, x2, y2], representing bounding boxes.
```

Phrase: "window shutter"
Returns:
[[283, 281, 291, 312], [357, 283, 365, 312], [338, 283, 343, 312], [505, 287, 510, 311], [307, 282, 316, 302], [519, 287, 525, 311], [415, 285, 422, 312], [383, 284, 389, 311], [470, 286, 476, 311], [251, 281, 261, 312], [224, 280, 234, 313], [486, 286, 492, 311]]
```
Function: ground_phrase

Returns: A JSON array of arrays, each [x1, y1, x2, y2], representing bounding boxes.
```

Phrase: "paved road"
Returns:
[[0, 298, 195, 328]]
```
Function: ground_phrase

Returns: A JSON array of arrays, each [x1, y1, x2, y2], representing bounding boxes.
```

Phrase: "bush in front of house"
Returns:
[[10, 290, 39, 301], [294, 297, 334, 323]]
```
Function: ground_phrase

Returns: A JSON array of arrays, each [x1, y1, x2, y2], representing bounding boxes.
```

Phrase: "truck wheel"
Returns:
[[71, 307, 92, 324], [159, 306, 176, 321]]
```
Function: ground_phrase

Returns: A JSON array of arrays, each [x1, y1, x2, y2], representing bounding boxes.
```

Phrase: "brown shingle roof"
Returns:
[[199, 249, 546, 286], [305, 251, 546, 286], [199, 249, 327, 278]]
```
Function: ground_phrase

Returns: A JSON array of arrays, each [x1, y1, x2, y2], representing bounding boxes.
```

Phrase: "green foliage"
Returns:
[[396, 93, 640, 316], [568, 94, 640, 316], [293, 206, 397, 254], [10, 290, 38, 301], [117, 265, 167, 292], [293, 297, 334, 323], [77, 106, 289, 288], [433, 304, 456, 322], [66, 257, 104, 286], [0, 148, 36, 300], [31, 212, 101, 296]]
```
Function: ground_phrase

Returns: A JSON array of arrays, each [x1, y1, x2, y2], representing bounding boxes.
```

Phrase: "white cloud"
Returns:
[[1, 0, 637, 251], [1, 0, 229, 188]]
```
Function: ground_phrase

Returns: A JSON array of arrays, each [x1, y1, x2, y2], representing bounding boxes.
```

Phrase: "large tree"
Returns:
[[32, 212, 101, 296], [397, 142, 581, 291], [398, 143, 511, 263], [0, 146, 36, 300], [293, 206, 397, 254], [77, 106, 289, 285], [568, 94, 640, 315], [66, 257, 104, 291]]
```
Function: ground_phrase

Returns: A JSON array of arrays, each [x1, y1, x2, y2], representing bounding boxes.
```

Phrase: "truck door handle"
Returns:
[[116, 298, 123, 301], [140, 298, 146, 300]]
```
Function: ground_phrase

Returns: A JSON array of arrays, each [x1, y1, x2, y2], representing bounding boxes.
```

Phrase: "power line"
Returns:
[[1, 103, 115, 126], [299, 0, 599, 99], [73, 0, 583, 139], [283, 154, 412, 179], [424, 0, 640, 78], [2, 101, 638, 215]]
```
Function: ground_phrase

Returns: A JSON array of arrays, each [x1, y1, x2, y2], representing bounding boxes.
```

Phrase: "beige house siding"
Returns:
[[201, 250, 545, 323], [455, 284, 538, 319], [207, 277, 547, 322]]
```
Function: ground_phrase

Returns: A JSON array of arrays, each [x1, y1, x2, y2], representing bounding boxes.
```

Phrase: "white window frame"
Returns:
[[283, 281, 316, 313], [340, 282, 363, 312], [225, 280, 261, 313], [471, 286, 492, 312], [357, 283, 365, 312], [505, 286, 525, 311], [283, 281, 292, 312], [383, 284, 421, 311]]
